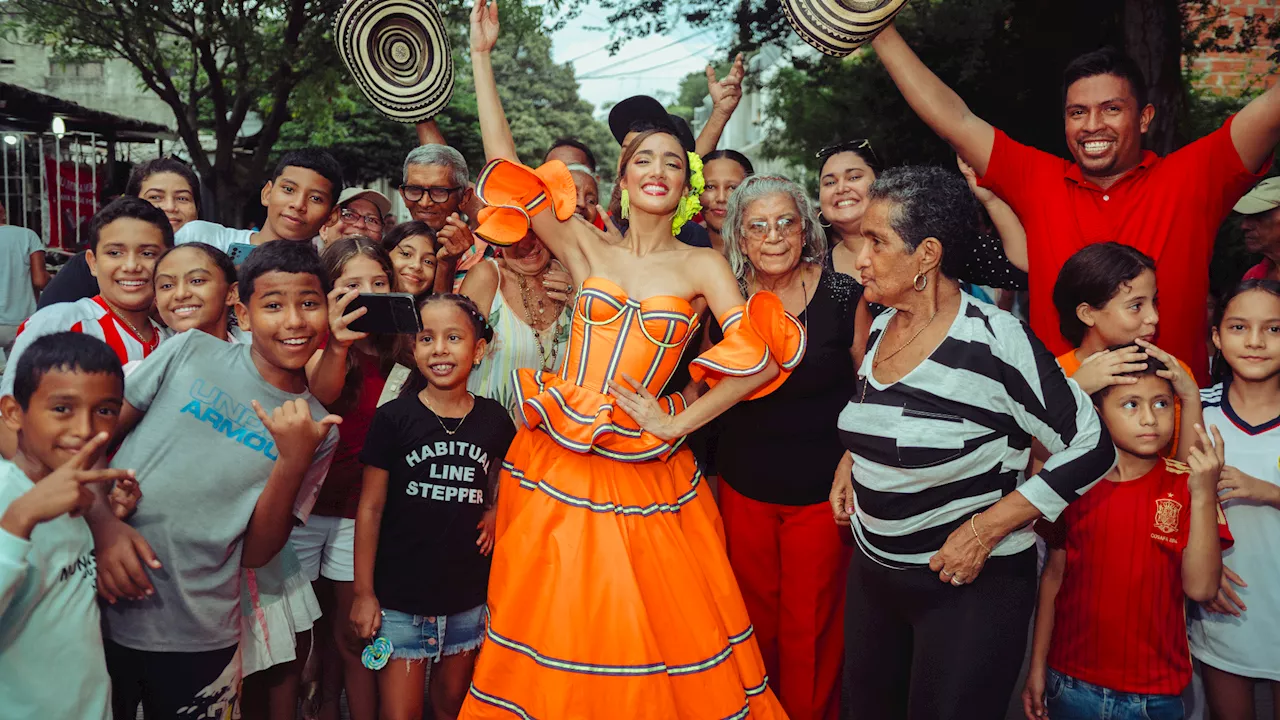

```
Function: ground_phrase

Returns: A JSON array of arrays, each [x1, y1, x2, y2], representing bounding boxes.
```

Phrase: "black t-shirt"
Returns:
[[38, 251, 99, 309], [710, 270, 861, 505], [360, 394, 516, 616]]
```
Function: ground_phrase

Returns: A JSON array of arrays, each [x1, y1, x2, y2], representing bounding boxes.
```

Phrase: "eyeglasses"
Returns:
[[339, 207, 384, 229], [399, 184, 463, 203], [743, 216, 803, 241], [816, 139, 879, 165]]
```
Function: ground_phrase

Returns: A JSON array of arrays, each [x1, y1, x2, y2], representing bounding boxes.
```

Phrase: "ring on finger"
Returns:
[[941, 569, 954, 578], [951, 575, 965, 586]]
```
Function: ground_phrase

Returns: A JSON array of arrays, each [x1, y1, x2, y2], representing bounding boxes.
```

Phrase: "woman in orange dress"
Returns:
[[456, 2, 800, 718]]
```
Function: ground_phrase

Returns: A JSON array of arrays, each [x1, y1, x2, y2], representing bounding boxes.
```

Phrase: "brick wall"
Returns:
[[1185, 0, 1277, 95]]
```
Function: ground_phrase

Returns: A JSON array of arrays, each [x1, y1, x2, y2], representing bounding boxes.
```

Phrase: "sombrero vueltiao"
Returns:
[[782, 0, 910, 58], [334, 0, 455, 123]]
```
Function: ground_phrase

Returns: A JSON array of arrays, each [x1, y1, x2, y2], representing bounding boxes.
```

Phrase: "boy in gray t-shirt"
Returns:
[[84, 241, 338, 718]]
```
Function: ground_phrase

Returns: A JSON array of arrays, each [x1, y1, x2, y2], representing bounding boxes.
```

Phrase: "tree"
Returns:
[[275, 1, 616, 185], [573, 0, 1277, 158], [10, 0, 344, 226]]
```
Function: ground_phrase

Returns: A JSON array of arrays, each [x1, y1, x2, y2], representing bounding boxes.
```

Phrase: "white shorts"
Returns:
[[289, 515, 356, 582]]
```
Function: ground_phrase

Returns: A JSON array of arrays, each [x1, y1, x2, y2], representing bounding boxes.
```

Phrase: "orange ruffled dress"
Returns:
[[460, 276, 804, 720]]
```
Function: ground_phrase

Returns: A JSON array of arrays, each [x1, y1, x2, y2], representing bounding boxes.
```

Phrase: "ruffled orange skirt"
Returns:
[[460, 427, 788, 719]]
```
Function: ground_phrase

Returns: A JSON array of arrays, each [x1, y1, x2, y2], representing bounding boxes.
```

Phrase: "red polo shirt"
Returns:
[[979, 116, 1270, 385]]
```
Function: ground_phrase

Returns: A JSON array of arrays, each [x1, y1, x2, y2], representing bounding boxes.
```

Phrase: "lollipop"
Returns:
[[362, 637, 393, 670]]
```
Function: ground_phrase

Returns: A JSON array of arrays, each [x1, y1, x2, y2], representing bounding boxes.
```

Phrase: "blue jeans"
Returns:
[[378, 604, 487, 662], [1047, 668, 1184, 720]]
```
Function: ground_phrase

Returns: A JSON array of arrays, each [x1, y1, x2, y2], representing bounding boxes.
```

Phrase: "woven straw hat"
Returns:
[[781, 0, 909, 58], [334, 0, 455, 123]]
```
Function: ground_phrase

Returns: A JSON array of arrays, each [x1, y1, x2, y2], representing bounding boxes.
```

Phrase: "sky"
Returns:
[[547, 4, 731, 116]]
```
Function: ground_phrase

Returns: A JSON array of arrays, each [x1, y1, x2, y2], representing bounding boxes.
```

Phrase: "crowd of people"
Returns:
[[1, 2, 1280, 719]]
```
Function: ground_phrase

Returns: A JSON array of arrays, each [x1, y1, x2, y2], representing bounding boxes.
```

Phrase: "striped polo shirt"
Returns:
[[837, 292, 1117, 568]]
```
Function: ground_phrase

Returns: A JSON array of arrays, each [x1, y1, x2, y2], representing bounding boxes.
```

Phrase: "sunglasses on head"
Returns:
[[816, 139, 879, 165]]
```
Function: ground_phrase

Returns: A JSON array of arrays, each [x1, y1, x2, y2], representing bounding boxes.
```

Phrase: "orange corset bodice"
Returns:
[[511, 278, 807, 462]]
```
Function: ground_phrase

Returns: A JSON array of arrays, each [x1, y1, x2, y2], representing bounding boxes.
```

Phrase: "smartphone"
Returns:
[[347, 293, 422, 335], [228, 242, 256, 266]]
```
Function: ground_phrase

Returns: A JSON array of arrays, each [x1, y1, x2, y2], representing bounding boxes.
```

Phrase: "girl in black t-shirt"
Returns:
[[351, 294, 515, 719]]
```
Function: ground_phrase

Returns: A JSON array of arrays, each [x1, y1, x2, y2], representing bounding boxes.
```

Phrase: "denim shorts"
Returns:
[[1046, 668, 1184, 720], [379, 604, 487, 662]]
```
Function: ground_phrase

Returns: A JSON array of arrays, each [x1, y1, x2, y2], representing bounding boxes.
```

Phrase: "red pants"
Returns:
[[719, 480, 851, 720]]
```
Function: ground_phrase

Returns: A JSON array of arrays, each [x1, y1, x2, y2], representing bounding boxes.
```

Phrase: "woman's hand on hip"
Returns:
[[929, 513, 994, 586], [829, 452, 855, 526]]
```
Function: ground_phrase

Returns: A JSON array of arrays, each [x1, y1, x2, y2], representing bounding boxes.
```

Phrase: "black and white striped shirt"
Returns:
[[837, 293, 1116, 568]]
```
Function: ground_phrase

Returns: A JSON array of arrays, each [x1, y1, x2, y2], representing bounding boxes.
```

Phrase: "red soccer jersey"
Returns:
[[1040, 458, 1233, 695], [979, 116, 1270, 386]]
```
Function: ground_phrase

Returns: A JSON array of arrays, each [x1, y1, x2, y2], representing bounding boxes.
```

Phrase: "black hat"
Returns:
[[608, 96, 696, 153]]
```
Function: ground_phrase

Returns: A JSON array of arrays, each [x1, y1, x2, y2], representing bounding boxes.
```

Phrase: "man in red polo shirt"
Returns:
[[869, 25, 1279, 383]]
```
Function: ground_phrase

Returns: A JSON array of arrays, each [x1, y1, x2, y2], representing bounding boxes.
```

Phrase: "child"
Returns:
[[381, 220, 440, 298], [0, 197, 174, 397], [0, 333, 135, 719], [350, 294, 514, 720], [85, 240, 340, 718], [1188, 279, 1280, 720], [176, 148, 344, 253], [294, 237, 409, 720], [1023, 353, 1231, 720], [1051, 242, 1202, 459], [152, 242, 243, 343]]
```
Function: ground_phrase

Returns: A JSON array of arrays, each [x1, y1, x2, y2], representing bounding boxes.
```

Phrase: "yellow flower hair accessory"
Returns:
[[672, 151, 705, 235]]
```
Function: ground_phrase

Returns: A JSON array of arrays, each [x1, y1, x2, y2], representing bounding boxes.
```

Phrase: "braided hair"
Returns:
[[401, 293, 495, 398], [418, 293, 494, 343]]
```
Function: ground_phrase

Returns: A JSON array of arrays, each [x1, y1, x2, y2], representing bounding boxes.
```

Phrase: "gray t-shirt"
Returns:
[[102, 331, 336, 652], [0, 225, 45, 326]]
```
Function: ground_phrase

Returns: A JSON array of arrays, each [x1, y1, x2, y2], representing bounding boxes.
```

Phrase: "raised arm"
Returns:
[[694, 54, 745, 157], [959, 155, 1027, 273], [1231, 81, 1280, 174], [870, 24, 995, 174], [416, 119, 446, 147], [471, 0, 519, 164]]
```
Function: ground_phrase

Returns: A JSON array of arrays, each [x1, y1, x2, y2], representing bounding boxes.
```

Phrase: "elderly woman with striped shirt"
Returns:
[[829, 166, 1116, 720]]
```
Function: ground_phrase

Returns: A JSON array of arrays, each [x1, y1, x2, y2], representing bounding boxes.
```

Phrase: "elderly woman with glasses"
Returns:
[[832, 167, 1115, 719], [705, 175, 862, 720]]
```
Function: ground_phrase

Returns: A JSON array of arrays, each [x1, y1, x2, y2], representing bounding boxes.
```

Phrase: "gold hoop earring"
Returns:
[[913, 273, 928, 292]]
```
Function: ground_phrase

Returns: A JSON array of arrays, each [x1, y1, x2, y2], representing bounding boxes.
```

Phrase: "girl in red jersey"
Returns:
[[1023, 354, 1233, 720]]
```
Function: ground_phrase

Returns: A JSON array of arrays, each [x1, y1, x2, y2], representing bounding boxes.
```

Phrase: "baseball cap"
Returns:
[[336, 187, 392, 217], [608, 95, 696, 153], [1234, 177, 1280, 215]]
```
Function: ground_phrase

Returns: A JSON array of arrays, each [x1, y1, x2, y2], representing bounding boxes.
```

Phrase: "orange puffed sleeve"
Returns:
[[689, 291, 806, 400]]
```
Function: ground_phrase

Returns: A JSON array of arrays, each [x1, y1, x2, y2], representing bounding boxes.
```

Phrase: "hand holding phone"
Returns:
[[345, 293, 421, 335]]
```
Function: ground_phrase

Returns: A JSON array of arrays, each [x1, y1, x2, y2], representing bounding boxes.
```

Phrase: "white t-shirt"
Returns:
[[1188, 382, 1280, 681], [175, 220, 253, 253], [0, 225, 46, 326], [0, 459, 111, 719]]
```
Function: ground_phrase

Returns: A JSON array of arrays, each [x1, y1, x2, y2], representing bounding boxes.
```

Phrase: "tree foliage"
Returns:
[[10, 0, 344, 226], [13, 0, 614, 226]]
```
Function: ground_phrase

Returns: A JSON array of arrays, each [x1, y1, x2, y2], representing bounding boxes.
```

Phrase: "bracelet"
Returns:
[[970, 514, 991, 553]]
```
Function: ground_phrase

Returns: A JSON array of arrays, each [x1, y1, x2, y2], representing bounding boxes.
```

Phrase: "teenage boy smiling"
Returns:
[[0, 333, 137, 720], [85, 241, 339, 718], [1, 197, 172, 399], [176, 148, 344, 253]]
